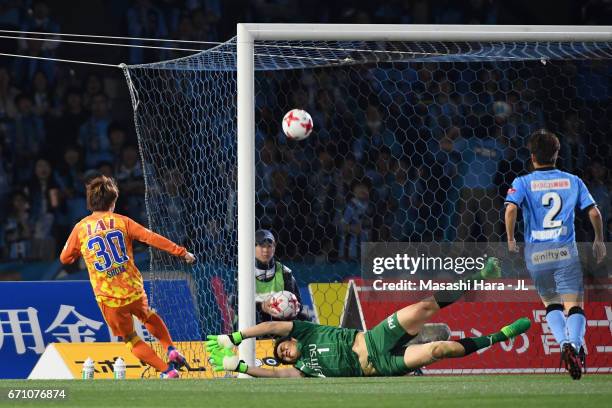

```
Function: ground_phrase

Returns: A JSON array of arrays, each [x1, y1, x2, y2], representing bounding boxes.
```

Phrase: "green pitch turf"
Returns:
[[1, 375, 611, 408]]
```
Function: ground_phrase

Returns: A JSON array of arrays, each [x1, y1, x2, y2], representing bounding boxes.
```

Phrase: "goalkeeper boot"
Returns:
[[500, 317, 531, 340], [479, 257, 501, 280], [561, 343, 583, 380], [168, 347, 190, 370]]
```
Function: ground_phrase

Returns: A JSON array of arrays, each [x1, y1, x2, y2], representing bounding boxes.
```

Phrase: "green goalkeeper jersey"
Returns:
[[290, 321, 362, 377]]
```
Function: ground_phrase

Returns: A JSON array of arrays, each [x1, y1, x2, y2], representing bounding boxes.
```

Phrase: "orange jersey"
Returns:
[[60, 212, 186, 307]]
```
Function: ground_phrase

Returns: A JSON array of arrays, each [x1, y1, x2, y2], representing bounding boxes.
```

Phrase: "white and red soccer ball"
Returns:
[[282, 109, 313, 141], [267, 290, 300, 319]]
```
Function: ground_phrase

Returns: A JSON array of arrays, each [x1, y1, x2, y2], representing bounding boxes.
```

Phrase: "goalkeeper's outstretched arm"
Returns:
[[245, 366, 304, 378], [242, 321, 293, 338], [207, 321, 303, 378], [211, 351, 303, 377], [208, 321, 293, 348]]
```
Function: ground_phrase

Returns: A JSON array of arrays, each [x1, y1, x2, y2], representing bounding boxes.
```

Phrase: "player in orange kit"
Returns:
[[60, 175, 196, 378]]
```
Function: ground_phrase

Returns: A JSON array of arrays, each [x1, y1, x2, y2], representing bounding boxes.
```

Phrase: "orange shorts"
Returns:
[[99, 296, 154, 338]]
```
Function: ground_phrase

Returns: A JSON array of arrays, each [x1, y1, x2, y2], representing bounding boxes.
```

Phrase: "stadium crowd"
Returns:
[[0, 0, 611, 264]]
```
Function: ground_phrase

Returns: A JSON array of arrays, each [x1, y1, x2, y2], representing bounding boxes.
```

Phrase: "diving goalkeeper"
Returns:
[[207, 258, 531, 377]]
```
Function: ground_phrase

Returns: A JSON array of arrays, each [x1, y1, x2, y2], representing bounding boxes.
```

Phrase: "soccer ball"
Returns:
[[266, 290, 300, 319], [282, 109, 313, 141]]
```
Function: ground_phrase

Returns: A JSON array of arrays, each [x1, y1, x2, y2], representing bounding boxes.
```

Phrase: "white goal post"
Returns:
[[235, 23, 612, 369]]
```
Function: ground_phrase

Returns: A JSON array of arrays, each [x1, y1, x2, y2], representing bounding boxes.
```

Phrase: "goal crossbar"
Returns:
[[241, 24, 612, 42]]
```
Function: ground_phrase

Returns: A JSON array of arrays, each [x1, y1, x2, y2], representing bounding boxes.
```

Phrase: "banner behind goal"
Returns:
[[123, 29, 612, 376]]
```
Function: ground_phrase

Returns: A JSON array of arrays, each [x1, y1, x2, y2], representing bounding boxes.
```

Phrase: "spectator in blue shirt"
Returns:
[[81, 74, 104, 111], [54, 145, 87, 225], [353, 105, 402, 162], [2, 191, 33, 260], [48, 88, 88, 157], [8, 93, 46, 183], [78, 93, 113, 168], [454, 134, 507, 241], [338, 181, 373, 260], [12, 39, 56, 88], [115, 145, 146, 223], [19, 1, 61, 54], [126, 0, 169, 64], [24, 158, 61, 260]]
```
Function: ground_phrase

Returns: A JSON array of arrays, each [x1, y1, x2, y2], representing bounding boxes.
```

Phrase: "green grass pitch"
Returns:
[[1, 375, 611, 408]]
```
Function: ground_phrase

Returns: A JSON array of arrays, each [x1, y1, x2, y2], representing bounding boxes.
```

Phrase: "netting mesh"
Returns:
[[123, 37, 612, 377]]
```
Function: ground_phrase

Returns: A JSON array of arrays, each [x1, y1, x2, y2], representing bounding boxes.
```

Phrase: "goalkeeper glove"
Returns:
[[209, 347, 248, 373], [206, 332, 243, 350]]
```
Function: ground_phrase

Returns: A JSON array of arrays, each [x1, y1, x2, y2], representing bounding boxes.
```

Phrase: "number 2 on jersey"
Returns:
[[542, 192, 562, 229], [87, 230, 129, 271]]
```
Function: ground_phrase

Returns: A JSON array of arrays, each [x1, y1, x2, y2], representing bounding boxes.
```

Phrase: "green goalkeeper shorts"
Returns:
[[364, 313, 413, 376]]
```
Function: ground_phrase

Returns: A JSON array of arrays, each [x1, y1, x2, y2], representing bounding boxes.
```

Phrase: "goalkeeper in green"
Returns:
[[207, 258, 531, 377]]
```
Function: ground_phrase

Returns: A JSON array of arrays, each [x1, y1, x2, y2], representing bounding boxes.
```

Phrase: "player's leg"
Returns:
[[561, 295, 585, 380], [530, 265, 571, 351], [124, 332, 179, 378], [403, 317, 531, 370], [558, 263, 586, 351], [363, 258, 503, 376], [395, 257, 501, 335], [540, 294, 569, 350], [131, 296, 189, 369], [99, 302, 176, 377], [559, 294, 585, 380], [563, 293, 585, 350], [556, 263, 585, 380]]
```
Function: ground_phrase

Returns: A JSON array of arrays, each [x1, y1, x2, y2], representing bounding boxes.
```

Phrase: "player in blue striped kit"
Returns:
[[504, 130, 606, 380]]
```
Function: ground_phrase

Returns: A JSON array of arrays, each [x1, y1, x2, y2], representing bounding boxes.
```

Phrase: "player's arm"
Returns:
[[209, 348, 304, 377], [578, 178, 606, 263], [59, 227, 81, 264], [588, 205, 606, 263], [242, 321, 293, 338], [126, 217, 195, 263], [207, 321, 293, 348], [245, 366, 304, 378], [504, 202, 519, 252], [504, 178, 524, 253]]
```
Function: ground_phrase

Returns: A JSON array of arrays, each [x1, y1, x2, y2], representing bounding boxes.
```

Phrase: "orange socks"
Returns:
[[145, 313, 174, 351], [124, 313, 174, 373], [127, 336, 168, 372]]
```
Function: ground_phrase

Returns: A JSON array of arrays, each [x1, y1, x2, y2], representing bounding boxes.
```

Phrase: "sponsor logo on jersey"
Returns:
[[387, 315, 396, 329], [531, 247, 571, 265], [530, 178, 570, 191], [306, 344, 324, 376], [507, 187, 517, 194]]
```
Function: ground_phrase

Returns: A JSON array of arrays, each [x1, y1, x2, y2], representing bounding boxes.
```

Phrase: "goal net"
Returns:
[[122, 29, 612, 376]]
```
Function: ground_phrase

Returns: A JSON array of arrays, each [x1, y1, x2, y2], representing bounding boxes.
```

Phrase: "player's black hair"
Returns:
[[273, 336, 294, 364], [529, 129, 560, 166]]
